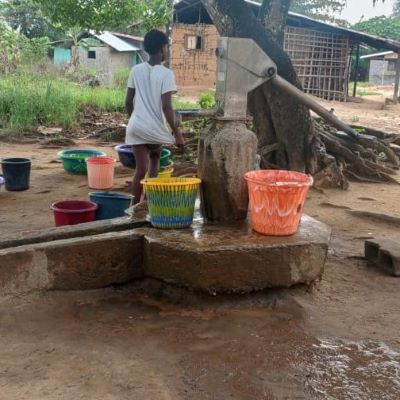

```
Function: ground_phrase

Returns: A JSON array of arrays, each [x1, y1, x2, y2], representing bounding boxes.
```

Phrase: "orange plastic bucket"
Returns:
[[244, 170, 313, 236], [86, 156, 116, 189]]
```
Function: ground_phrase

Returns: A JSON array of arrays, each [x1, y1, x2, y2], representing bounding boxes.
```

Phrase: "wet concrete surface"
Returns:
[[140, 215, 330, 292], [1, 278, 400, 399]]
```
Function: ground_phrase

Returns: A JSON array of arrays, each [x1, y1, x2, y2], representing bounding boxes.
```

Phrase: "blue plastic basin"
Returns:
[[89, 192, 133, 220], [114, 145, 136, 169]]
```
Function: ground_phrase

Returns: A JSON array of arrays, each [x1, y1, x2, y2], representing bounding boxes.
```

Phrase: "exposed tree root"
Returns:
[[312, 120, 400, 188], [257, 119, 400, 189]]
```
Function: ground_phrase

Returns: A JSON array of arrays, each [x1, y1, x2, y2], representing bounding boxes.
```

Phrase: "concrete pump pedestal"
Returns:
[[0, 214, 330, 296], [140, 215, 330, 294]]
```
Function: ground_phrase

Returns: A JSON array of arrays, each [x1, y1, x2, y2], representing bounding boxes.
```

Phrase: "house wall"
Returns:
[[369, 60, 397, 86], [54, 48, 71, 66], [171, 23, 350, 101], [171, 23, 219, 89], [77, 46, 134, 86]]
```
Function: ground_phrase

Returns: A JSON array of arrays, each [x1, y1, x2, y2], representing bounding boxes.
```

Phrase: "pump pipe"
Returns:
[[270, 74, 360, 141]]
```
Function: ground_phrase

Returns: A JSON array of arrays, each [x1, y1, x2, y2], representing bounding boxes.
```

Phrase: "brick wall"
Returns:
[[171, 23, 350, 101], [171, 24, 218, 89]]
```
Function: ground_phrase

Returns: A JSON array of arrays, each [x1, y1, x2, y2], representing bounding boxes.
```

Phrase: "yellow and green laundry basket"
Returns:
[[141, 177, 201, 229]]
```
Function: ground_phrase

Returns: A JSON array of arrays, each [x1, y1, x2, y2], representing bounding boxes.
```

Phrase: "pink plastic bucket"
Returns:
[[86, 156, 116, 189], [245, 170, 313, 236]]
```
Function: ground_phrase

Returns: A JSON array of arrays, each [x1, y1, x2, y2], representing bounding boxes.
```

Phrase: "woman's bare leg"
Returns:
[[148, 146, 161, 178], [132, 145, 149, 204]]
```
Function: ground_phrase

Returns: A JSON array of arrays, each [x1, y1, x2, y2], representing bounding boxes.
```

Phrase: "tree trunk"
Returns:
[[201, 0, 312, 172], [200, 0, 399, 188]]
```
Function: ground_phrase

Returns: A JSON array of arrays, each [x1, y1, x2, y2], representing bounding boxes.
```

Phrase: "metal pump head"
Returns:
[[215, 37, 277, 120]]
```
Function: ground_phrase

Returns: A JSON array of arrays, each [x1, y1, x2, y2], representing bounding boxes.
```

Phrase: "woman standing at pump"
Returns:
[[125, 29, 185, 205]]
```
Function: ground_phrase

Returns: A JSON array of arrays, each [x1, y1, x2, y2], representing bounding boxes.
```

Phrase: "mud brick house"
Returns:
[[53, 32, 146, 86], [173, 0, 400, 101]]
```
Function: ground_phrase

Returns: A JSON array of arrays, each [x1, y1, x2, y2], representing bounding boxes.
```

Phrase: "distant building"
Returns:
[[53, 32, 146, 86], [173, 0, 400, 101], [361, 51, 399, 86]]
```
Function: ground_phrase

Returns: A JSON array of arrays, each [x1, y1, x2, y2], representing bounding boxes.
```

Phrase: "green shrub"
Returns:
[[198, 90, 216, 109]]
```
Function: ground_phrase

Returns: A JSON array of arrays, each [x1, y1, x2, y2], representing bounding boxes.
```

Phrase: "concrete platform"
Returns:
[[140, 215, 331, 293], [0, 216, 147, 250], [0, 215, 330, 295], [0, 231, 144, 295]]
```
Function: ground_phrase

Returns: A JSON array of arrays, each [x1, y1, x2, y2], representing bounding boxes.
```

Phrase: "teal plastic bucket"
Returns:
[[160, 149, 171, 168], [89, 192, 133, 220], [58, 149, 106, 175]]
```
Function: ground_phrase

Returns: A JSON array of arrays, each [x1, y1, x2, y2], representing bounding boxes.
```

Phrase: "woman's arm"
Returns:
[[125, 88, 135, 117], [162, 91, 185, 151]]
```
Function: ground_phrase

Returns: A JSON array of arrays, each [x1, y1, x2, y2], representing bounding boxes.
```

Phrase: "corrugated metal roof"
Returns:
[[112, 32, 144, 42], [94, 31, 140, 52], [174, 0, 400, 52]]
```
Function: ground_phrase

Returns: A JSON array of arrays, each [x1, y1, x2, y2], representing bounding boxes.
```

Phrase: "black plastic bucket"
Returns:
[[1, 158, 31, 191]]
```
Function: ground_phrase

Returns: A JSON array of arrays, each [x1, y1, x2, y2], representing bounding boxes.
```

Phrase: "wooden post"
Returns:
[[394, 52, 400, 104], [353, 44, 360, 98]]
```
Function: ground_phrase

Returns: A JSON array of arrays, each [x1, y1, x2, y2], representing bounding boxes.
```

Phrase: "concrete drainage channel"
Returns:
[[0, 215, 331, 296]]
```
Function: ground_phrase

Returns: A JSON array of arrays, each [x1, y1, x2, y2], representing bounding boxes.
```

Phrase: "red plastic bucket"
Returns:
[[51, 200, 98, 227], [86, 156, 116, 189], [244, 170, 313, 236]]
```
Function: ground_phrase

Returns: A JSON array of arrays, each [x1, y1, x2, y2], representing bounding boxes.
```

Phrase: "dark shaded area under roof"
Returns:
[[174, 0, 400, 52]]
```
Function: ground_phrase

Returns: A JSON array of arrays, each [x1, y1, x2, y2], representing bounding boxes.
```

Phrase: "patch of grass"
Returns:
[[0, 75, 77, 130], [0, 72, 198, 133], [0, 73, 126, 131], [348, 81, 381, 96], [356, 89, 381, 96], [113, 68, 131, 89], [349, 81, 372, 88], [172, 96, 198, 110]]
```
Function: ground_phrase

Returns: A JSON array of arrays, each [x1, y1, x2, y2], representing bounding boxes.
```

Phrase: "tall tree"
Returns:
[[200, 0, 398, 187], [202, 0, 311, 173], [0, 0, 63, 40]]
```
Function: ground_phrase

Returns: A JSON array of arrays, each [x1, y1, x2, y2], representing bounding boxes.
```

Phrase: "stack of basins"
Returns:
[[52, 148, 132, 227]]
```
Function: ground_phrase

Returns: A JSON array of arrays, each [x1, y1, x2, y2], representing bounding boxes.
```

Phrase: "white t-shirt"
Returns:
[[126, 62, 177, 145]]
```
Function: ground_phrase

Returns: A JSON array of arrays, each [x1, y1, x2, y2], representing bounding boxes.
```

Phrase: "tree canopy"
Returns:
[[0, 0, 63, 40], [33, 0, 172, 33], [393, 0, 400, 16], [352, 15, 400, 42], [290, 0, 346, 23]]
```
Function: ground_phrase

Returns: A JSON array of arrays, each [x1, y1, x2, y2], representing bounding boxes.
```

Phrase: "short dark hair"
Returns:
[[144, 29, 168, 55]]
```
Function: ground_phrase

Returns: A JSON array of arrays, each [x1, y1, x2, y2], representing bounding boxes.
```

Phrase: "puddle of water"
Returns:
[[299, 338, 400, 399]]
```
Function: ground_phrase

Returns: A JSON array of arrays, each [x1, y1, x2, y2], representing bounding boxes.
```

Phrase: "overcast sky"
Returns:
[[339, 0, 395, 23]]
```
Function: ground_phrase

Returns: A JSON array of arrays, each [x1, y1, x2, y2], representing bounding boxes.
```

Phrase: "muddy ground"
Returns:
[[1, 94, 400, 399]]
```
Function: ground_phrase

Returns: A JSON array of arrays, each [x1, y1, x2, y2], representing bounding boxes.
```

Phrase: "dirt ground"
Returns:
[[1, 94, 400, 399], [319, 86, 400, 135]]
